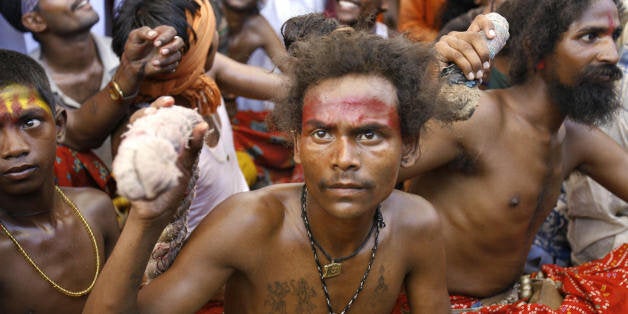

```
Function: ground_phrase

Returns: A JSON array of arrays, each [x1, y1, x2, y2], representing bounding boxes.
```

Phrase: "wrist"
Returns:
[[108, 63, 141, 104]]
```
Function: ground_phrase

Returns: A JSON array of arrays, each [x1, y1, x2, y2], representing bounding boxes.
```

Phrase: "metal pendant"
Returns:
[[322, 262, 342, 279]]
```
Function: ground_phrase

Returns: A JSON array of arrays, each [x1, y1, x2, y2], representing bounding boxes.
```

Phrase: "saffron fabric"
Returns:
[[136, 0, 221, 117], [397, 0, 446, 42]]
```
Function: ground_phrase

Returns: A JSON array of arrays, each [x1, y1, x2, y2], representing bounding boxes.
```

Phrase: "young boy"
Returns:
[[0, 49, 120, 313]]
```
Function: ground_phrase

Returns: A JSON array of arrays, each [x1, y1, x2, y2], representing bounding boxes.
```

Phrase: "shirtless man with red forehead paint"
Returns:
[[0, 49, 119, 313], [85, 31, 449, 314]]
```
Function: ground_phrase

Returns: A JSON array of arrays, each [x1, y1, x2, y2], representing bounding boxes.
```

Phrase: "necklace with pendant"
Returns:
[[301, 185, 385, 314]]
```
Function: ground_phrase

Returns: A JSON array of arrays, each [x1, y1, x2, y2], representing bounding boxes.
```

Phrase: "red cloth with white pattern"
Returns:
[[392, 244, 628, 313]]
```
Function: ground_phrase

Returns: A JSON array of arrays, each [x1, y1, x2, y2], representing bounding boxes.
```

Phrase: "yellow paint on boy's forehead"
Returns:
[[0, 84, 52, 116]]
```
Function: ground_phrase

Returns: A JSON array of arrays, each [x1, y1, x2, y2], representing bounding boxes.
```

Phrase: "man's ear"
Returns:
[[21, 12, 47, 33], [55, 107, 67, 143], [292, 132, 302, 164], [400, 136, 420, 168]]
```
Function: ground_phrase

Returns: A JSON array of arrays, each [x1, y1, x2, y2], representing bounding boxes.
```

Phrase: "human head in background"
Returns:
[[112, 0, 221, 118], [498, 0, 624, 125], [280, 13, 343, 52]]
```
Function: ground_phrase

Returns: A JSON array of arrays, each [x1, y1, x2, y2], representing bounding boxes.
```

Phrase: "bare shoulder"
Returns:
[[428, 89, 506, 143], [383, 190, 441, 234], [196, 183, 300, 238], [58, 187, 118, 232], [245, 14, 275, 34]]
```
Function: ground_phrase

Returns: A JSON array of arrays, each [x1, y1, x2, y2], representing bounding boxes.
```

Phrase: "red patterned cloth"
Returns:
[[392, 244, 628, 313], [54, 145, 116, 197], [231, 110, 302, 187]]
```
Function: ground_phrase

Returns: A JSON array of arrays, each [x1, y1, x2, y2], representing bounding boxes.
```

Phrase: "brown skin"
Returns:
[[334, 0, 390, 34], [221, 0, 288, 71], [402, 3, 628, 297], [84, 76, 449, 313], [21, 0, 184, 151], [0, 85, 119, 313]]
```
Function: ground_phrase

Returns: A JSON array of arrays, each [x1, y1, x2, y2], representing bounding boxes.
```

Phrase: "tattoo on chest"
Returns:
[[264, 279, 318, 314], [371, 266, 389, 307]]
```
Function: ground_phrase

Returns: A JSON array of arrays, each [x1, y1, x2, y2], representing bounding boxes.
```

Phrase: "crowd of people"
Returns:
[[0, 0, 627, 313]]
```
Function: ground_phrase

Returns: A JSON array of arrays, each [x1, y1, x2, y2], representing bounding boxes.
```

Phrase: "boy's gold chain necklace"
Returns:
[[0, 186, 100, 297]]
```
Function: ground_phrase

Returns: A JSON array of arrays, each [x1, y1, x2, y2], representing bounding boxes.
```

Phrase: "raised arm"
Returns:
[[398, 15, 499, 181], [254, 15, 290, 73], [208, 52, 287, 102], [61, 26, 184, 151], [83, 97, 206, 313]]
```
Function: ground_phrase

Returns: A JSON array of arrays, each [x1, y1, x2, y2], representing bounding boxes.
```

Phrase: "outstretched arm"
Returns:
[[208, 52, 287, 102], [83, 97, 207, 314], [61, 26, 184, 151]]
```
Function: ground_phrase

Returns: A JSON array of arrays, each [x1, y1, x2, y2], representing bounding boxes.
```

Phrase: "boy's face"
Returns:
[[0, 84, 57, 195], [294, 74, 403, 219]]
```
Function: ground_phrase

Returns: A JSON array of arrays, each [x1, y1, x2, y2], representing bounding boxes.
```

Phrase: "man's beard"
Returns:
[[547, 64, 623, 126]]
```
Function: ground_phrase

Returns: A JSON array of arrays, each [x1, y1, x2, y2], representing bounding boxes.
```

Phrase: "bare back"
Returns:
[[0, 187, 119, 313], [136, 183, 448, 313]]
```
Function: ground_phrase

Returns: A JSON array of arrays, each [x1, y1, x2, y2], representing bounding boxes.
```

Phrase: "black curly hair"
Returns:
[[498, 0, 624, 85], [270, 30, 438, 141]]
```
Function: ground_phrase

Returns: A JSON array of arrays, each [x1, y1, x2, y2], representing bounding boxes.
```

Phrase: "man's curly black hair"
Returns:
[[498, 0, 624, 85], [270, 30, 438, 142]]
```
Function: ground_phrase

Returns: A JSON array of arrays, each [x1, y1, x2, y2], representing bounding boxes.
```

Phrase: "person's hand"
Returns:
[[123, 25, 185, 76], [129, 113, 207, 224], [434, 14, 494, 81], [128, 96, 176, 124], [110, 26, 185, 98]]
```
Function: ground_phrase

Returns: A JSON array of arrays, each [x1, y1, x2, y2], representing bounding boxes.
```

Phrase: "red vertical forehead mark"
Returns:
[[607, 12, 616, 34]]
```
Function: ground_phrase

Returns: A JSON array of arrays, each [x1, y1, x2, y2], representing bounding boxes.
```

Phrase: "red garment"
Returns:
[[392, 244, 628, 313], [54, 145, 116, 197], [231, 110, 302, 186]]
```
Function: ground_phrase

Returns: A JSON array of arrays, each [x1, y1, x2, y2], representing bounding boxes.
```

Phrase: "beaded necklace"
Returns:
[[300, 185, 384, 314], [0, 186, 100, 297]]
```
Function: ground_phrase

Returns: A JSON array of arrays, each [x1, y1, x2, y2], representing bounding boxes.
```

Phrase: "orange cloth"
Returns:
[[392, 244, 628, 313], [398, 0, 446, 42], [137, 0, 221, 117]]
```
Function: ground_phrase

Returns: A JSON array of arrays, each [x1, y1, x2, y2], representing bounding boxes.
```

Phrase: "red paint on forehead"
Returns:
[[0, 86, 51, 122], [607, 12, 617, 33], [302, 95, 400, 131]]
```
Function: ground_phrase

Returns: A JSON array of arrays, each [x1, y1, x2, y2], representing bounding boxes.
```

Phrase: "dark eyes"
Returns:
[[581, 33, 599, 43], [580, 29, 623, 42], [22, 118, 42, 129], [311, 129, 381, 142]]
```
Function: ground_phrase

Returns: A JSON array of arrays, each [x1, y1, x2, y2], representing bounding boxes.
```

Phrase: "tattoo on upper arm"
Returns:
[[264, 279, 318, 314]]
